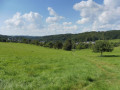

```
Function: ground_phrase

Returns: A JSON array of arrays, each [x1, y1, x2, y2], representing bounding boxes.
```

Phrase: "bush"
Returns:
[[76, 42, 90, 49], [112, 42, 120, 47], [48, 42, 54, 48], [54, 41, 63, 49], [63, 40, 72, 51]]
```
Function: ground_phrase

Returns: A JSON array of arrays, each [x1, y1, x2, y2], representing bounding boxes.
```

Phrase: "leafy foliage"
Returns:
[[1, 30, 120, 43], [54, 41, 63, 49], [77, 42, 88, 49], [63, 40, 72, 51], [93, 40, 114, 56], [48, 42, 54, 48]]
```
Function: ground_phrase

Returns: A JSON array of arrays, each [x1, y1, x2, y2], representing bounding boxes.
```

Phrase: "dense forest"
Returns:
[[37, 30, 120, 42], [1, 30, 120, 43]]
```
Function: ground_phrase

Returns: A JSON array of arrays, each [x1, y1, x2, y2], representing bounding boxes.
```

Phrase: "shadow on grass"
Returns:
[[100, 55, 120, 57]]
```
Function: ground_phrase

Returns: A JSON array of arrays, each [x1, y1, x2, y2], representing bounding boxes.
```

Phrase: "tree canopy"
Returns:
[[93, 40, 114, 56], [63, 40, 72, 51]]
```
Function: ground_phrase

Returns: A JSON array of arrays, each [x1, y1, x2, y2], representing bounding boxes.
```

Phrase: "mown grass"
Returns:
[[0, 42, 120, 90]]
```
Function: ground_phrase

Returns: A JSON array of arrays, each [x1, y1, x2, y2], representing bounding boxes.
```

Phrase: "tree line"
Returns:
[[1, 30, 120, 42], [1, 30, 120, 56], [21, 39, 119, 57], [1, 30, 120, 43], [0, 36, 120, 56], [30, 30, 120, 42]]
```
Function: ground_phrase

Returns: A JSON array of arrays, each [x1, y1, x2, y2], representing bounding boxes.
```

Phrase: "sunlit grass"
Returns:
[[0, 42, 120, 90]]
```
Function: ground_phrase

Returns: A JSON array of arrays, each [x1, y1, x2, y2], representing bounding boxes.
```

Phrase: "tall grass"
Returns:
[[0, 42, 120, 90]]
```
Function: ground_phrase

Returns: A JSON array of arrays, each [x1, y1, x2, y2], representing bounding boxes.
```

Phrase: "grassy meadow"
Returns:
[[0, 42, 120, 90], [109, 39, 120, 43]]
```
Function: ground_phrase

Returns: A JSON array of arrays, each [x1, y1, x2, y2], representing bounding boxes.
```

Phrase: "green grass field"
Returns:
[[0, 42, 120, 90], [109, 39, 120, 43]]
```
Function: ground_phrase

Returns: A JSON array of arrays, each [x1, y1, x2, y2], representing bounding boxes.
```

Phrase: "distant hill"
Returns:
[[1, 30, 120, 42], [27, 30, 120, 42]]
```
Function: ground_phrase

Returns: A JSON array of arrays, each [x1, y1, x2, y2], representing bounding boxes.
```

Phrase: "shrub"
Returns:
[[63, 40, 72, 51]]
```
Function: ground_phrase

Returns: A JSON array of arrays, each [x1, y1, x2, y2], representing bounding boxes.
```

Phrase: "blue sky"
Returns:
[[0, 0, 120, 36], [0, 0, 82, 23]]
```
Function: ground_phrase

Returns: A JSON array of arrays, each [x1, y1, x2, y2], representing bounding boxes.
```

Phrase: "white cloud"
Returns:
[[73, 0, 103, 18], [77, 18, 89, 24], [104, 0, 120, 8], [46, 16, 63, 23], [82, 27, 91, 32], [64, 25, 77, 31], [46, 7, 64, 23], [73, 0, 120, 31], [63, 22, 72, 25], [48, 7, 57, 16], [4, 12, 43, 29], [46, 23, 77, 35], [2, 0, 120, 36], [0, 12, 44, 36], [98, 7, 120, 24], [5, 13, 24, 28], [45, 7, 77, 35], [0, 9, 77, 36]]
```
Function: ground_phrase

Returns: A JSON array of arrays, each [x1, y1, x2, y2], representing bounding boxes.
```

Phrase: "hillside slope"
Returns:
[[0, 42, 120, 89], [1, 30, 120, 42]]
